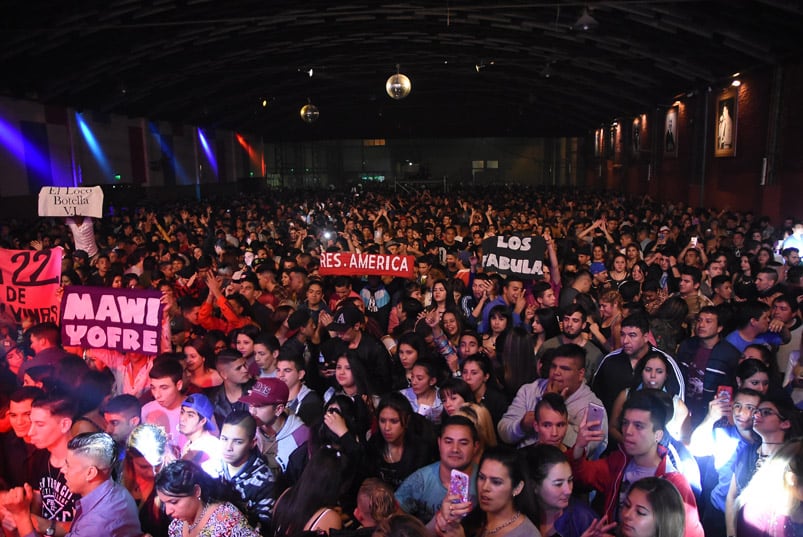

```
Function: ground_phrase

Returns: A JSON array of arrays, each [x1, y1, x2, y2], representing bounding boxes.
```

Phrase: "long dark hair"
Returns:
[[479, 447, 538, 523], [184, 337, 216, 369], [522, 443, 571, 524], [630, 351, 682, 397], [271, 446, 353, 536], [534, 308, 561, 341], [336, 350, 374, 396], [498, 327, 537, 398]]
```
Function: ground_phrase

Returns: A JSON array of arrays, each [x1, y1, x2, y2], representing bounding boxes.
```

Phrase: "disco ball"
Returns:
[[300, 103, 319, 123], [385, 73, 411, 100]]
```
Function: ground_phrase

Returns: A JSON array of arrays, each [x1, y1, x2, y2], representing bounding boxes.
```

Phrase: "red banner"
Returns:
[[0, 247, 62, 325], [319, 252, 415, 278]]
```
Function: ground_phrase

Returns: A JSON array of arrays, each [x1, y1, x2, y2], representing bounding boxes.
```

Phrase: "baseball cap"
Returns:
[[239, 378, 290, 406], [328, 305, 364, 332], [181, 393, 218, 434]]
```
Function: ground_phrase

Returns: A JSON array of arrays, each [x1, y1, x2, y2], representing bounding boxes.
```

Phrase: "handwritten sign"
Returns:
[[0, 247, 62, 324], [38, 186, 104, 218], [482, 236, 546, 277], [61, 286, 164, 355], [319, 252, 414, 278]]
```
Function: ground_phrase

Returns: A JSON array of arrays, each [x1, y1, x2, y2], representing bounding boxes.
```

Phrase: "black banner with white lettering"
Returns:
[[481, 236, 546, 277]]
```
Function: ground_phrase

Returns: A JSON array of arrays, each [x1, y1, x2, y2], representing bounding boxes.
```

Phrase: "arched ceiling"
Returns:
[[1, 1, 801, 140]]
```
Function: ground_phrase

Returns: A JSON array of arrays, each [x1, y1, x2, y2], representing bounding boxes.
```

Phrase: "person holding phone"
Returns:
[[498, 344, 608, 457], [571, 391, 704, 537], [433, 446, 542, 537], [395, 415, 480, 524]]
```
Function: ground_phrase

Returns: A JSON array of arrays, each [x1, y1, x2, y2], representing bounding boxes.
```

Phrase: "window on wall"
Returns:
[[473, 160, 498, 169]]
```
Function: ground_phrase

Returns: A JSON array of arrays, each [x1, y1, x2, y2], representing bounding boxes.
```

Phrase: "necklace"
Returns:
[[385, 444, 404, 463], [483, 512, 521, 536], [188, 503, 208, 532]]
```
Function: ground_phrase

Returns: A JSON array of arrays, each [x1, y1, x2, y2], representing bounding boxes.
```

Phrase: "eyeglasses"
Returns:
[[753, 407, 785, 419]]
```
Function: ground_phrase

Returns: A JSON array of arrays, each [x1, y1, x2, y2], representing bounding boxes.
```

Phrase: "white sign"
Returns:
[[38, 186, 104, 218]]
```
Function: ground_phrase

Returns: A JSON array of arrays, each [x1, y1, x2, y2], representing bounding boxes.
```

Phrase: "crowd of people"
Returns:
[[0, 185, 801, 537]]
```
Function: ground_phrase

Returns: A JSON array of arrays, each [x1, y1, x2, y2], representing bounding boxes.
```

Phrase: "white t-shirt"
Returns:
[[141, 400, 185, 457], [66, 217, 99, 257]]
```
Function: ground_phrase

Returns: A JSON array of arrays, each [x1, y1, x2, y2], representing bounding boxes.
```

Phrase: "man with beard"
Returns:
[[498, 344, 607, 456], [591, 313, 685, 414], [537, 304, 603, 381]]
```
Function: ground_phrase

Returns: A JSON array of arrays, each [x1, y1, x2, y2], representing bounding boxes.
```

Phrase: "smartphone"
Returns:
[[716, 385, 733, 403], [690, 236, 698, 248], [587, 402, 605, 432], [449, 469, 470, 504], [658, 232, 666, 241]]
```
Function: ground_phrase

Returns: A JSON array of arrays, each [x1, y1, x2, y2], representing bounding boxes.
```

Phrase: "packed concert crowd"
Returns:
[[0, 185, 801, 537]]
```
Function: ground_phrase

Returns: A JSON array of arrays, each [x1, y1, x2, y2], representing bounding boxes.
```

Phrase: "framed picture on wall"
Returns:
[[715, 87, 738, 157], [664, 106, 678, 158]]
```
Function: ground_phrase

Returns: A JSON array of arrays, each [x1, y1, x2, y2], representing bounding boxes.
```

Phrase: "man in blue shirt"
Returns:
[[478, 276, 526, 334], [724, 300, 789, 353], [3, 432, 141, 537], [395, 415, 480, 523]]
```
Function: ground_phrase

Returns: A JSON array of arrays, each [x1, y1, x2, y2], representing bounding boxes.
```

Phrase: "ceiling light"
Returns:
[[573, 8, 598, 31], [731, 79, 741, 87], [542, 63, 553, 78], [475, 60, 494, 73]]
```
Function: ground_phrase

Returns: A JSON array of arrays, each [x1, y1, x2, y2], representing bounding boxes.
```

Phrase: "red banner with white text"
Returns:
[[0, 247, 62, 325], [318, 252, 415, 278]]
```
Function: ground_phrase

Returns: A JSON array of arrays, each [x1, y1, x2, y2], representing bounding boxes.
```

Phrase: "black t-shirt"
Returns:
[[39, 462, 77, 522]]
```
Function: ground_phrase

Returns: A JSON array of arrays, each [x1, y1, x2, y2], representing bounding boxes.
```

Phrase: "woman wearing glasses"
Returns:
[[725, 396, 801, 537]]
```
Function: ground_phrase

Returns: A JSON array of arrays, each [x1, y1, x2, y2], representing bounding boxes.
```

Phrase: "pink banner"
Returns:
[[0, 247, 62, 325], [319, 252, 415, 278], [60, 285, 164, 355]]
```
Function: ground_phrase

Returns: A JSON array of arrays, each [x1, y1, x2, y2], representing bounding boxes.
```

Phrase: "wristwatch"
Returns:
[[45, 520, 56, 536]]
